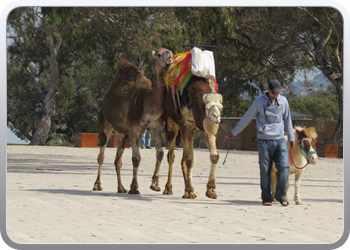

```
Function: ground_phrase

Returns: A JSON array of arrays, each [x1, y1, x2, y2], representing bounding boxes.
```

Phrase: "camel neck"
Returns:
[[152, 69, 166, 89]]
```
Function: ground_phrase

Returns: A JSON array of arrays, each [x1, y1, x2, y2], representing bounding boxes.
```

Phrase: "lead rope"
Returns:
[[219, 123, 231, 165], [290, 144, 309, 170]]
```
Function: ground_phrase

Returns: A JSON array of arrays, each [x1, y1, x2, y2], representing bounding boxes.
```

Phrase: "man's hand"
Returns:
[[290, 141, 295, 148], [227, 132, 234, 139]]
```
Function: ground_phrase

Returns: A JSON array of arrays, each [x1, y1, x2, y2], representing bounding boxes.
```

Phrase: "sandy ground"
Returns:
[[6, 145, 344, 245]]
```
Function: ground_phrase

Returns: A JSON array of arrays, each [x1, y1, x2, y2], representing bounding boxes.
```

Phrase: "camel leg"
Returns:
[[93, 113, 113, 191], [163, 117, 179, 195], [204, 133, 219, 199], [114, 133, 128, 193], [271, 164, 278, 201], [294, 170, 304, 205], [128, 130, 141, 194], [180, 125, 197, 199], [149, 127, 164, 192]]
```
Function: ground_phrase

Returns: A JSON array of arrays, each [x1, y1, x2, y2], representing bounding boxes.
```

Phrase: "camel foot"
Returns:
[[128, 189, 140, 194], [129, 183, 139, 194], [163, 184, 173, 195], [295, 200, 303, 205], [117, 187, 128, 193], [163, 188, 173, 195], [206, 189, 217, 199], [150, 176, 160, 191], [182, 192, 197, 199], [93, 183, 103, 191], [150, 184, 161, 192]]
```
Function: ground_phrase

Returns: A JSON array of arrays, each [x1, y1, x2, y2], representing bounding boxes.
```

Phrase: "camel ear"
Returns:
[[203, 93, 208, 102], [217, 94, 223, 104], [152, 51, 156, 58]]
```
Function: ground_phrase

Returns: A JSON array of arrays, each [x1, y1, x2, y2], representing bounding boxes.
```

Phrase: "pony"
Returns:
[[271, 126, 318, 205]]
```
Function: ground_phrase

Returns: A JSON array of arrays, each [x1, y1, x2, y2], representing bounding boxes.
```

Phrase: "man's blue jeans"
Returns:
[[140, 130, 151, 148], [257, 138, 290, 202]]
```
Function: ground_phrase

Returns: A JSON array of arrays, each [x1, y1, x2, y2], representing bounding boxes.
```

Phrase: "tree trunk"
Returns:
[[29, 111, 53, 145], [330, 85, 343, 145], [29, 37, 63, 145], [313, 24, 343, 145]]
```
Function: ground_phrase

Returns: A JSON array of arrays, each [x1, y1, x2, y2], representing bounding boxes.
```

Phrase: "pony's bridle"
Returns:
[[291, 138, 318, 170], [299, 138, 317, 156]]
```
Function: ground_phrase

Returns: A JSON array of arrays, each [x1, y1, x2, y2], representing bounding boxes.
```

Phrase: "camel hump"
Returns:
[[114, 59, 151, 89], [117, 58, 142, 78]]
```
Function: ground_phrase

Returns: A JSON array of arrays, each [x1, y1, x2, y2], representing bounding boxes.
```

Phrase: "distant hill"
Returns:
[[290, 73, 331, 97], [239, 72, 332, 99]]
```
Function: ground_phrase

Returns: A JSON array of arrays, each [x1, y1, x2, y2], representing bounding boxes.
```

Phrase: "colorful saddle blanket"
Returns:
[[164, 49, 218, 95]]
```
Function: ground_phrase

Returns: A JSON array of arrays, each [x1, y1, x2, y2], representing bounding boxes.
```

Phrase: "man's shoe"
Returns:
[[146, 147, 152, 149], [141, 147, 145, 149]]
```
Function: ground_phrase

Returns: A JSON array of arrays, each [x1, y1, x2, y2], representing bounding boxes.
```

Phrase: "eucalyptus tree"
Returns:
[[203, 7, 343, 144], [293, 7, 343, 144], [7, 7, 343, 145], [232, 7, 343, 144], [168, 7, 302, 115], [7, 7, 178, 145], [7, 7, 91, 145]]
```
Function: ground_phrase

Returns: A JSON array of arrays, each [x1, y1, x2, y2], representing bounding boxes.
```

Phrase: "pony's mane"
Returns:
[[295, 125, 318, 140]]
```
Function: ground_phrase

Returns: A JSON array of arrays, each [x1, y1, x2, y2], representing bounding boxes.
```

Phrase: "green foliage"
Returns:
[[288, 91, 339, 119], [7, 63, 42, 141], [42, 7, 75, 26], [46, 133, 74, 146], [7, 7, 343, 145], [222, 96, 254, 118]]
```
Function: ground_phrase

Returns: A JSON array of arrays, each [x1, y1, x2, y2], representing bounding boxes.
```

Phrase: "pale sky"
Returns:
[[7, 127, 28, 144]]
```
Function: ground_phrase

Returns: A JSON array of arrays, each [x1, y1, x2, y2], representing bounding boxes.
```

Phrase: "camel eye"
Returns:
[[157, 53, 162, 58]]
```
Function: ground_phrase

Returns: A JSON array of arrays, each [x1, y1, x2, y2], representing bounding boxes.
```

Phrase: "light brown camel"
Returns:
[[93, 47, 173, 194], [163, 76, 223, 199]]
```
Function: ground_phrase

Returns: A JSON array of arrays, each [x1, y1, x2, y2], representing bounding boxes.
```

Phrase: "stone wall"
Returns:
[[199, 117, 337, 151]]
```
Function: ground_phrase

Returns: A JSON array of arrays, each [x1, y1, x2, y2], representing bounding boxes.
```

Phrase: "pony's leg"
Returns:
[[128, 130, 141, 194], [286, 175, 290, 201], [180, 124, 196, 199], [204, 132, 219, 199], [114, 133, 128, 193], [93, 112, 113, 191], [271, 163, 278, 201], [149, 127, 164, 192], [294, 169, 305, 205], [163, 117, 179, 195]]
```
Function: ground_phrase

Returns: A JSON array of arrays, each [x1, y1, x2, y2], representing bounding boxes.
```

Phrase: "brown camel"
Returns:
[[93, 47, 173, 194], [163, 75, 223, 199]]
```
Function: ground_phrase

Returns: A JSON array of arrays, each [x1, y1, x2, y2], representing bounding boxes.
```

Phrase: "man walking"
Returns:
[[227, 80, 295, 206], [140, 130, 152, 149]]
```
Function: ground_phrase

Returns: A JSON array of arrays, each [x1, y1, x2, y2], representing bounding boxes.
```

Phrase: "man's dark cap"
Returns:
[[268, 79, 282, 94]]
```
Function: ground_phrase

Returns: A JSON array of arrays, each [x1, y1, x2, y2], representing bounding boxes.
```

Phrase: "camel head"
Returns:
[[203, 93, 223, 124], [152, 47, 173, 71]]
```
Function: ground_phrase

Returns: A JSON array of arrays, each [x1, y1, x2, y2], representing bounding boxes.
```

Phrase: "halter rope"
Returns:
[[219, 123, 231, 165]]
